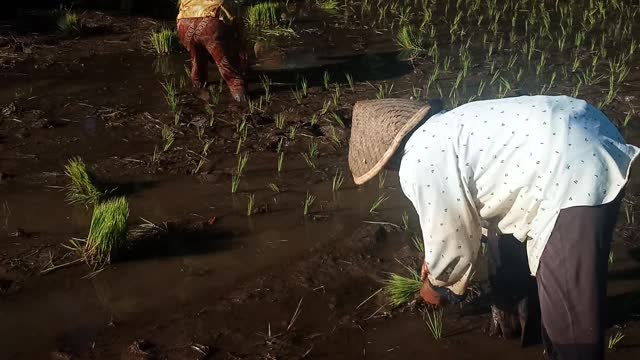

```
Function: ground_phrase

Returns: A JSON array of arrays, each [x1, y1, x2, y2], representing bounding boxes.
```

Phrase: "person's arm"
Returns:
[[399, 138, 482, 299]]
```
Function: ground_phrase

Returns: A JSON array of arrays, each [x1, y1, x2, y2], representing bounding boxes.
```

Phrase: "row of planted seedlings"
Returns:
[[368, 0, 639, 123]]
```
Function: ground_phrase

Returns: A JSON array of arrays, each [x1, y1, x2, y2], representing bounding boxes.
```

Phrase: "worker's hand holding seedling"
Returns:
[[419, 260, 466, 306], [419, 261, 442, 306]]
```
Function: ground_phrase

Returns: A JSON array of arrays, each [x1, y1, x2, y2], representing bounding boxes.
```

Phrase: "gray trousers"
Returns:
[[537, 194, 622, 360]]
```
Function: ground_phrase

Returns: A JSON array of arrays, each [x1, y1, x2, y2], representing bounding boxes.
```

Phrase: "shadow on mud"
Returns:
[[106, 179, 157, 198], [251, 51, 415, 93], [608, 246, 640, 325], [122, 220, 236, 261]]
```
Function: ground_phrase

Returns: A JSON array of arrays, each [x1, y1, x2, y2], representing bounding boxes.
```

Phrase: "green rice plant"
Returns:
[[460, 48, 471, 77], [317, 0, 339, 10], [477, 79, 486, 98], [320, 99, 332, 115], [345, 73, 354, 91], [237, 152, 249, 176], [151, 146, 160, 165], [292, 88, 303, 104], [274, 113, 286, 129], [571, 82, 582, 98], [425, 308, 444, 340], [384, 270, 422, 307], [370, 193, 389, 214], [161, 126, 175, 152], [412, 234, 425, 253], [160, 80, 179, 113], [309, 113, 319, 126], [378, 170, 387, 190], [328, 125, 341, 146], [303, 192, 316, 216], [608, 330, 625, 350], [624, 110, 634, 127], [442, 56, 452, 72], [490, 69, 501, 85], [572, 56, 581, 73], [268, 183, 280, 193], [535, 53, 547, 77], [301, 153, 316, 169], [231, 173, 241, 193], [427, 67, 440, 90], [450, 72, 464, 98], [230, 153, 249, 193], [323, 70, 331, 90], [246, 194, 255, 216], [396, 25, 425, 52], [58, 10, 80, 35], [64, 157, 102, 205], [331, 84, 341, 105], [248, 96, 264, 114], [401, 211, 410, 231], [376, 83, 393, 99], [277, 152, 284, 172], [308, 140, 319, 159], [73, 197, 129, 267], [150, 28, 177, 55], [246, 2, 279, 29], [301, 77, 309, 97], [331, 112, 345, 127], [276, 137, 284, 153], [288, 125, 297, 140], [260, 75, 272, 103], [332, 169, 344, 192]]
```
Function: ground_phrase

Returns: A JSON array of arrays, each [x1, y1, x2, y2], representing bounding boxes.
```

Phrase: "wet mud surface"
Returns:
[[3, 1, 640, 359]]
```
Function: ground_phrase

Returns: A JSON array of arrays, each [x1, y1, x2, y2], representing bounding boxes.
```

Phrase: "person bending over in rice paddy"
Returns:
[[347, 95, 639, 360], [177, 0, 248, 102]]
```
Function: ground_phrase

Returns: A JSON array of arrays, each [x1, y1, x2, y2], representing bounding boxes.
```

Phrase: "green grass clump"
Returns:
[[58, 11, 80, 35], [317, 0, 339, 10], [82, 197, 129, 267], [150, 28, 178, 55], [246, 2, 279, 29], [384, 269, 423, 307], [396, 25, 425, 52], [64, 157, 102, 205]]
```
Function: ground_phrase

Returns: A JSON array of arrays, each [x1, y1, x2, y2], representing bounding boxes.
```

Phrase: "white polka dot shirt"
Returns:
[[399, 95, 639, 293]]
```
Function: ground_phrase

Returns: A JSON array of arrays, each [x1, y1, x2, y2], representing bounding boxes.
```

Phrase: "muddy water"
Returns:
[[0, 161, 408, 358]]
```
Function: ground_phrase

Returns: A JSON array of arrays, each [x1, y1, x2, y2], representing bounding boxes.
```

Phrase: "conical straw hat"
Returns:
[[348, 99, 437, 185]]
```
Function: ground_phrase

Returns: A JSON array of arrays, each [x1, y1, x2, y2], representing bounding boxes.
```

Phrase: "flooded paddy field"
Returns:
[[2, 0, 640, 358]]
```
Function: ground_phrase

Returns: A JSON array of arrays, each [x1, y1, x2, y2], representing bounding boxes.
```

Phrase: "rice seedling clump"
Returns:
[[384, 271, 423, 307], [246, 2, 279, 29], [58, 10, 80, 35], [150, 28, 178, 55], [64, 157, 102, 205], [85, 196, 130, 267]]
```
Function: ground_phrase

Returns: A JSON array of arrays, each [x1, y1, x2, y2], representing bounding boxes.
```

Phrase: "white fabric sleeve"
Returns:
[[399, 143, 482, 294]]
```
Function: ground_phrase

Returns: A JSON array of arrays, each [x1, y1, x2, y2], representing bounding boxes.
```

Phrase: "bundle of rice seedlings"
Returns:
[[396, 25, 426, 52], [58, 10, 80, 35], [384, 268, 423, 307], [150, 28, 178, 55], [317, 0, 339, 10], [84, 197, 129, 267], [64, 157, 102, 205], [246, 2, 279, 29]]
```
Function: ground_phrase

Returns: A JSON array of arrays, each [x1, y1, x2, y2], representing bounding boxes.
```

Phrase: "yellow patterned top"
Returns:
[[177, 0, 236, 21]]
